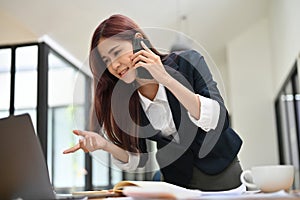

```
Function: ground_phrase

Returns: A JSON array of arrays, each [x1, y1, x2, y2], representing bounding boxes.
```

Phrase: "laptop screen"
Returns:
[[0, 114, 56, 200]]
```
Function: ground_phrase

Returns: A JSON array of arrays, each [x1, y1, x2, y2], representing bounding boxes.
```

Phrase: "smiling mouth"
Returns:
[[118, 67, 129, 77]]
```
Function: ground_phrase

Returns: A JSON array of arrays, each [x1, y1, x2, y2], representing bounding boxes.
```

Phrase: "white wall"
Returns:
[[269, 0, 300, 93], [226, 0, 300, 170], [217, 61, 231, 112], [227, 18, 278, 170], [0, 11, 37, 44]]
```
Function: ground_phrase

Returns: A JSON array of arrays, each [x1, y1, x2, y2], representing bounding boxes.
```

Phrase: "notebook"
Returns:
[[0, 113, 87, 200]]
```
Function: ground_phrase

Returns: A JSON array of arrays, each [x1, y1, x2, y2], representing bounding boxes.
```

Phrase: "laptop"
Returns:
[[0, 113, 87, 200]]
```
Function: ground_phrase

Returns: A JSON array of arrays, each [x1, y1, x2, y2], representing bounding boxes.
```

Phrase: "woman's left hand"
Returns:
[[131, 41, 171, 85]]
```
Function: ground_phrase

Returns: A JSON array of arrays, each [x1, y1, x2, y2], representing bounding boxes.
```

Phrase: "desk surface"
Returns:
[[76, 188, 300, 200], [90, 197, 300, 200], [88, 191, 300, 200]]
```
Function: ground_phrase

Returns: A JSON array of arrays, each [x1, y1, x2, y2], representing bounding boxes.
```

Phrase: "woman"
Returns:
[[64, 14, 243, 191]]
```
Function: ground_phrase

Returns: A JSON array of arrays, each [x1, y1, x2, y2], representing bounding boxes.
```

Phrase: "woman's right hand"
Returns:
[[63, 130, 108, 154]]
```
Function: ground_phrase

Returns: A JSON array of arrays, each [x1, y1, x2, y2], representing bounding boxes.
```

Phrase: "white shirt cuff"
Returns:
[[111, 151, 140, 172], [188, 95, 220, 132]]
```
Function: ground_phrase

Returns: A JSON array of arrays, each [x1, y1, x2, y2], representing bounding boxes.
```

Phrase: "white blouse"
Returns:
[[109, 84, 220, 171]]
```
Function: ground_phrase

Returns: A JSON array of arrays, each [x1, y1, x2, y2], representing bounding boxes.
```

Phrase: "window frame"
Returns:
[[0, 42, 97, 191], [274, 59, 300, 189]]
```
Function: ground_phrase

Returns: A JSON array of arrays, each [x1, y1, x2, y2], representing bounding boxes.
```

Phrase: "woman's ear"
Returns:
[[134, 32, 143, 39]]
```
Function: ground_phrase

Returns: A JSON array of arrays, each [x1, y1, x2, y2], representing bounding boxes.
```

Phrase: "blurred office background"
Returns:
[[0, 0, 299, 192]]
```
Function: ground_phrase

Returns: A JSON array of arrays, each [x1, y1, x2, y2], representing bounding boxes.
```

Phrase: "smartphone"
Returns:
[[132, 38, 153, 79]]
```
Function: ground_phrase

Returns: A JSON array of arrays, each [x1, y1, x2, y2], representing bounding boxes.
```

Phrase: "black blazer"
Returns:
[[137, 50, 242, 188]]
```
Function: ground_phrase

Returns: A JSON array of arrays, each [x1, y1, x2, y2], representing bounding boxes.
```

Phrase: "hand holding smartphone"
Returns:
[[132, 37, 153, 79]]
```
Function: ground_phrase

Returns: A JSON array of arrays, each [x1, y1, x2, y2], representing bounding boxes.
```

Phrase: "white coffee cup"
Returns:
[[240, 165, 294, 193]]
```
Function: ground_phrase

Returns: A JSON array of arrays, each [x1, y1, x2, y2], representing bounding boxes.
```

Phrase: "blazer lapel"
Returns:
[[166, 88, 181, 131]]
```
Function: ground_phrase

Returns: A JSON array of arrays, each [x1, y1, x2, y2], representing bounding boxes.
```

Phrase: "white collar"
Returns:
[[138, 84, 168, 111]]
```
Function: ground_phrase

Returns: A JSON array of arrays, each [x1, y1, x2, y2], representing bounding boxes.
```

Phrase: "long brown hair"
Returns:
[[89, 14, 164, 152]]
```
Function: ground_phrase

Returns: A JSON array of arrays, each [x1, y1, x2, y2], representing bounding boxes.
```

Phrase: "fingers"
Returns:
[[79, 139, 89, 153], [131, 45, 160, 66], [132, 54, 152, 67], [63, 130, 90, 154], [132, 49, 152, 59], [63, 143, 81, 154], [131, 51, 159, 70], [73, 129, 87, 136], [64, 130, 104, 154], [140, 41, 151, 52], [131, 40, 153, 62], [63, 140, 89, 154]]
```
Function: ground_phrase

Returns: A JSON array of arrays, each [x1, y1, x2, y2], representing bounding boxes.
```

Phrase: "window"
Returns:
[[0, 48, 11, 118], [0, 41, 154, 192], [47, 50, 86, 190], [275, 61, 300, 189], [14, 45, 38, 130], [0, 42, 116, 192]]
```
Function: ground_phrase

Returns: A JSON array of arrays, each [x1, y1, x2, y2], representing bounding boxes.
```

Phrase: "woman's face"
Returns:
[[98, 37, 136, 83]]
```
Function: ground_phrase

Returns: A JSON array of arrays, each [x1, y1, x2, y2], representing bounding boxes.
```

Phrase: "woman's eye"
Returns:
[[114, 50, 121, 57], [103, 59, 110, 66]]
